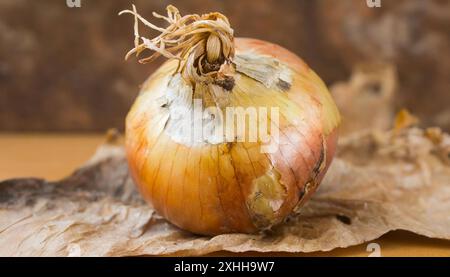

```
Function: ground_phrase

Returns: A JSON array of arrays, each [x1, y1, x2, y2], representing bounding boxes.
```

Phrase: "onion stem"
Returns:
[[119, 5, 235, 84]]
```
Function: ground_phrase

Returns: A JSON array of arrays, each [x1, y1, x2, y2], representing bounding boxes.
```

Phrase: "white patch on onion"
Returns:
[[163, 74, 225, 146]]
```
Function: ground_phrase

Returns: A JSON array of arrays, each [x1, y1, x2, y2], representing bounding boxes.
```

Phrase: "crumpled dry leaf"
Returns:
[[331, 62, 397, 135], [1, 127, 449, 257]]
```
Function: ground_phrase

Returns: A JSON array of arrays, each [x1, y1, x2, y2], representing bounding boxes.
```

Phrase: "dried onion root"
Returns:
[[122, 5, 341, 235]]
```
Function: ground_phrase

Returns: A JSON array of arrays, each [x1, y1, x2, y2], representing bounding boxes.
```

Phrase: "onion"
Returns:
[[121, 5, 341, 235]]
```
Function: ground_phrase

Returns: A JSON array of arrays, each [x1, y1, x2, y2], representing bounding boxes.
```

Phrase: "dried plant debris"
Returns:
[[331, 62, 397, 135], [1, 128, 450, 256]]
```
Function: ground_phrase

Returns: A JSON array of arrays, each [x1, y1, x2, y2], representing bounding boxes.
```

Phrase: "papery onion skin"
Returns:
[[126, 38, 340, 235]]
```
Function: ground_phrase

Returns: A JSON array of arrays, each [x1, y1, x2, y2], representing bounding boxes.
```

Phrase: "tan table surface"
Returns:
[[1, 134, 449, 257]]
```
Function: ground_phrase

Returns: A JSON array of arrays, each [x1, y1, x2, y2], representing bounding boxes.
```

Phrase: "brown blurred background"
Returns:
[[1, 0, 449, 132]]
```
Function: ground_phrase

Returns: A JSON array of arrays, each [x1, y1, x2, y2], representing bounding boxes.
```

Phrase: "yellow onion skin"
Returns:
[[126, 38, 340, 235]]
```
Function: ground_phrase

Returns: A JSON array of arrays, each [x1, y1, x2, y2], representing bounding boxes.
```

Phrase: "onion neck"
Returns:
[[120, 5, 235, 85]]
